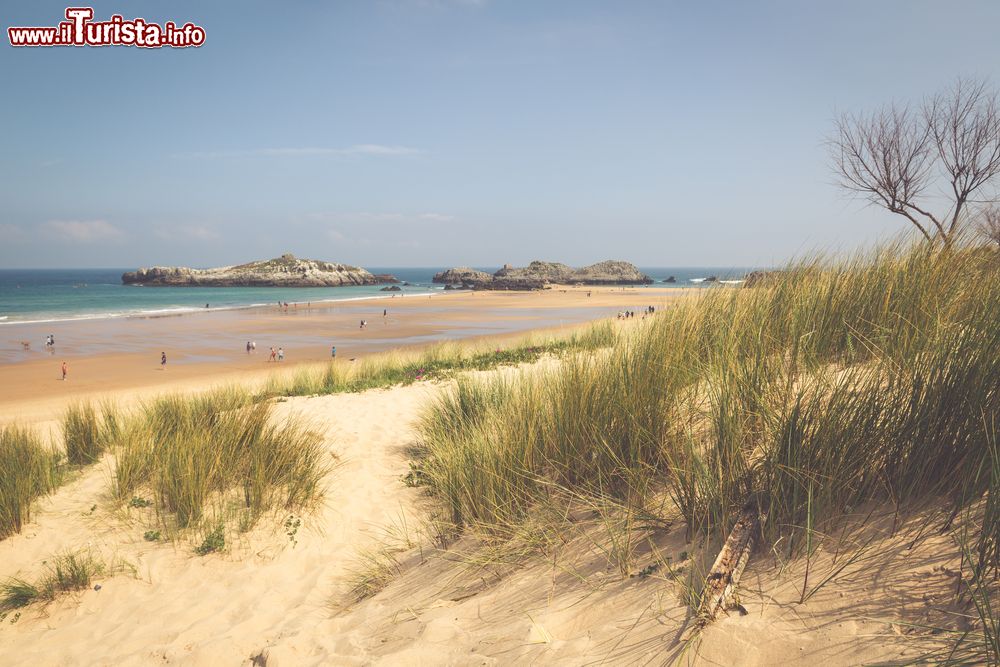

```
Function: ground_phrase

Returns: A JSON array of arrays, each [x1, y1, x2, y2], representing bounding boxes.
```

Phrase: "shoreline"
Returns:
[[0, 286, 441, 327], [0, 284, 688, 426]]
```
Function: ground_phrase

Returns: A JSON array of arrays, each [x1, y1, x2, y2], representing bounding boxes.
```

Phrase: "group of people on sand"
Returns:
[[617, 306, 656, 320], [276, 301, 311, 312], [50, 304, 398, 381]]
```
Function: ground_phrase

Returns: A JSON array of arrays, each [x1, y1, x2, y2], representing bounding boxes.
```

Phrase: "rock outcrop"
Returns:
[[572, 260, 653, 285], [122, 254, 396, 287], [432, 267, 494, 286], [434, 260, 652, 290]]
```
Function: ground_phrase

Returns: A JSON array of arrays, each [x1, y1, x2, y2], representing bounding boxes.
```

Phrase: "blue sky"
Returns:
[[1, 0, 999, 269]]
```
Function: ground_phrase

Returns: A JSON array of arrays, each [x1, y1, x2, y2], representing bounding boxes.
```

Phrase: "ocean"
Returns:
[[0, 266, 755, 325]]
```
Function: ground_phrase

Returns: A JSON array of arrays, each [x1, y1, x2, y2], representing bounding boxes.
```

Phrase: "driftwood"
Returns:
[[695, 504, 762, 625]]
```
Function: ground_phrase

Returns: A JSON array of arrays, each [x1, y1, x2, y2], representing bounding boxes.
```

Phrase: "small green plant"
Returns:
[[128, 497, 152, 508], [195, 525, 225, 556], [143, 530, 161, 542], [402, 461, 428, 488], [284, 515, 301, 547]]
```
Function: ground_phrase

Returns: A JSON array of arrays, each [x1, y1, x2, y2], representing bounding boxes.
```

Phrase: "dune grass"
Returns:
[[265, 322, 617, 398], [0, 550, 105, 612], [107, 388, 329, 535], [417, 241, 1000, 568], [62, 403, 105, 465], [0, 426, 62, 540]]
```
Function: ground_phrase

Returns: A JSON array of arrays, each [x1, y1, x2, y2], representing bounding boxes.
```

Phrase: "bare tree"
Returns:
[[979, 205, 1000, 248], [831, 79, 1000, 246]]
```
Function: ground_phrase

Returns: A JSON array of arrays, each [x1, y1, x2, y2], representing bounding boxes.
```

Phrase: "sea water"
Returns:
[[0, 267, 755, 324]]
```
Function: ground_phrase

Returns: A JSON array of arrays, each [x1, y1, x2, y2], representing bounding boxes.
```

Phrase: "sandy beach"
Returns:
[[0, 356, 965, 666], [0, 266, 990, 665], [0, 285, 682, 427], [5, 3, 997, 663]]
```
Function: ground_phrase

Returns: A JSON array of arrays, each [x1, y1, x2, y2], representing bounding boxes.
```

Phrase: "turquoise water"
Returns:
[[0, 266, 755, 325]]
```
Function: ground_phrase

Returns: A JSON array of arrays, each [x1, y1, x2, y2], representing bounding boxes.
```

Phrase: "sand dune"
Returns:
[[0, 369, 969, 666]]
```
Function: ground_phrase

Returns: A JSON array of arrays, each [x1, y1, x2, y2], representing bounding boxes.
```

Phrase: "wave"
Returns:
[[0, 290, 438, 326]]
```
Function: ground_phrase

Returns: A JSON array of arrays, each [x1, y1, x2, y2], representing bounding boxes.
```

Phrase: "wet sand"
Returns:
[[0, 285, 685, 424]]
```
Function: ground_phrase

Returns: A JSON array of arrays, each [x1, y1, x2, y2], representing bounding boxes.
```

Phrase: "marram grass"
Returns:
[[0, 426, 62, 540], [108, 388, 329, 533], [0, 549, 107, 612], [264, 322, 618, 398], [418, 242, 1000, 554]]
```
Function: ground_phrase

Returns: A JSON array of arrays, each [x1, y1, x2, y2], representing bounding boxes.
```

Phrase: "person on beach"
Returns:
[[246, 341, 252, 354], [251, 340, 257, 353], [277, 347, 284, 362], [269, 347, 276, 362], [331, 345, 337, 358], [383, 308, 387, 318], [160, 352, 167, 369], [61, 361, 67, 381]]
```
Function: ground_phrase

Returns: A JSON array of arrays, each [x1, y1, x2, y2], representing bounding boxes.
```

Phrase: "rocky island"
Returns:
[[122, 254, 397, 287], [433, 260, 652, 290]]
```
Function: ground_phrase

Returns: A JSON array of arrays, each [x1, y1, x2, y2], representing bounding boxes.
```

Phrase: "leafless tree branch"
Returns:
[[830, 78, 1000, 246]]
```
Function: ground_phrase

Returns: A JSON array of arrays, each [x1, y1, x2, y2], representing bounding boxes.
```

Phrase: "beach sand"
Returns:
[[0, 286, 962, 665], [0, 285, 682, 427], [0, 364, 964, 666]]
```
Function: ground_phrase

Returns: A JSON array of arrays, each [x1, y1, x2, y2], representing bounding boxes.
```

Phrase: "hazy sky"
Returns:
[[2, 0, 999, 269]]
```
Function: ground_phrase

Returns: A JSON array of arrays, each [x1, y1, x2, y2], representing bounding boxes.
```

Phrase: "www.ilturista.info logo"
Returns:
[[8, 7, 205, 48]]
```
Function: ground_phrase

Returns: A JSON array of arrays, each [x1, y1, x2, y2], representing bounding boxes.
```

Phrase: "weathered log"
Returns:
[[696, 504, 762, 624]]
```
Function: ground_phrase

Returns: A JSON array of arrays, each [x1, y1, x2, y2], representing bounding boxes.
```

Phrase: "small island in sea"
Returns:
[[433, 259, 653, 290], [121, 253, 399, 287]]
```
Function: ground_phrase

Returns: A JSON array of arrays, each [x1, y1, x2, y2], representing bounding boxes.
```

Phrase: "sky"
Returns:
[[1, 0, 999, 269]]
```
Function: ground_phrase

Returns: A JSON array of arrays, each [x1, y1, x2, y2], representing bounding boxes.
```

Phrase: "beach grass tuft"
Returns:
[[0, 425, 62, 540], [0, 549, 105, 612], [62, 403, 104, 465], [108, 388, 329, 533], [416, 240, 1000, 566]]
